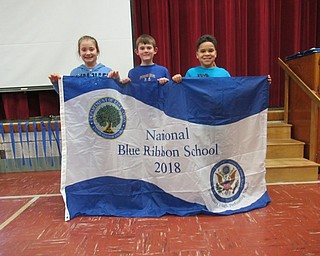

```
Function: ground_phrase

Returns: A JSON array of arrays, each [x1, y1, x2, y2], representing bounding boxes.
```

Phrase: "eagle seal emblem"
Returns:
[[210, 159, 245, 203]]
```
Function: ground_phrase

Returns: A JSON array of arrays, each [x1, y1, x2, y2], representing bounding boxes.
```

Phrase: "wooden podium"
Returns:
[[285, 48, 320, 164]]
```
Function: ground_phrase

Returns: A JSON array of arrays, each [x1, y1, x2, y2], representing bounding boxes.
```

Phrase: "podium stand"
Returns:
[[285, 48, 320, 163]]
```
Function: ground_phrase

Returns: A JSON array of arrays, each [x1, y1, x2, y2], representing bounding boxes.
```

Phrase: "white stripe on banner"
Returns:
[[59, 76, 271, 221]]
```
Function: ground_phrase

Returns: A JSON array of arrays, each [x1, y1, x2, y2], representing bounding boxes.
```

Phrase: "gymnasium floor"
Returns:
[[0, 170, 319, 256]]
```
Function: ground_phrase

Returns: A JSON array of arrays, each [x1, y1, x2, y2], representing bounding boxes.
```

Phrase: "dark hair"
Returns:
[[135, 34, 157, 49], [77, 35, 100, 55], [196, 34, 217, 50]]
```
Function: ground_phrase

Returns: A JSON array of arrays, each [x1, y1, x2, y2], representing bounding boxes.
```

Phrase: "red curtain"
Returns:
[[132, 0, 320, 107], [1, 0, 319, 120], [0, 91, 59, 121]]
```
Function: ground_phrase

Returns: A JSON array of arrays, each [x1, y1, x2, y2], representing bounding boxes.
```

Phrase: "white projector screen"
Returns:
[[0, 0, 134, 91]]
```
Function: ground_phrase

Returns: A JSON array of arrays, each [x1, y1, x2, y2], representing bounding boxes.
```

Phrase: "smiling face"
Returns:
[[79, 39, 99, 68], [196, 41, 217, 68], [135, 43, 158, 65]]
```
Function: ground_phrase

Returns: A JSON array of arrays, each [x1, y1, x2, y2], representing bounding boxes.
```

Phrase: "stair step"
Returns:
[[266, 158, 320, 183], [267, 108, 284, 121], [267, 122, 292, 139], [265, 109, 319, 183], [267, 139, 305, 158]]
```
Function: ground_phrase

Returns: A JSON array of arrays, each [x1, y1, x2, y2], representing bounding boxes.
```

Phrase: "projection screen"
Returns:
[[0, 0, 134, 92]]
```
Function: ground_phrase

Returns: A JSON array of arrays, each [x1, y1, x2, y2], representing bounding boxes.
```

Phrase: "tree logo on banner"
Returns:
[[88, 97, 126, 139], [210, 159, 245, 203]]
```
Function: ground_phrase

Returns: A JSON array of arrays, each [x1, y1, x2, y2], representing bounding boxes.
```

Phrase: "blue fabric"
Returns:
[[9, 123, 16, 159], [17, 122, 25, 166], [61, 76, 271, 220], [40, 121, 47, 158], [285, 47, 320, 61], [66, 176, 271, 218], [25, 121, 32, 166], [33, 122, 39, 159], [47, 121, 54, 166], [0, 123, 4, 142], [62, 76, 269, 126]]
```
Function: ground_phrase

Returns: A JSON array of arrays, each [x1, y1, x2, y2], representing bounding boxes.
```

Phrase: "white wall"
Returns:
[[0, 0, 134, 90]]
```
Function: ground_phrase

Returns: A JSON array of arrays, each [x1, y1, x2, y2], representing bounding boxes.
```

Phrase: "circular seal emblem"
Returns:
[[88, 97, 126, 139], [210, 159, 245, 203]]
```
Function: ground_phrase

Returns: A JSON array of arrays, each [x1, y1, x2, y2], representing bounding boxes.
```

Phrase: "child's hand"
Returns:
[[48, 73, 61, 83], [172, 74, 182, 83], [157, 77, 169, 85], [268, 75, 272, 85], [120, 78, 131, 84], [108, 70, 120, 80]]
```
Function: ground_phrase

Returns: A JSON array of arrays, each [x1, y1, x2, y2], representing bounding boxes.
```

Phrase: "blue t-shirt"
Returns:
[[185, 66, 230, 78], [128, 64, 170, 82], [52, 63, 112, 93]]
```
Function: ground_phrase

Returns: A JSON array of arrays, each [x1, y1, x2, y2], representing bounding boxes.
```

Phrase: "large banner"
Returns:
[[59, 76, 271, 221]]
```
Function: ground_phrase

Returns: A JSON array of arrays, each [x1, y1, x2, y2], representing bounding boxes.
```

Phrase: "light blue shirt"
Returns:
[[52, 63, 112, 93], [185, 66, 231, 78], [70, 63, 111, 77]]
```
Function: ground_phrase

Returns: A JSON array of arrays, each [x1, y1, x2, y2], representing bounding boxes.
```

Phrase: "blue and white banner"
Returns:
[[59, 76, 271, 221]]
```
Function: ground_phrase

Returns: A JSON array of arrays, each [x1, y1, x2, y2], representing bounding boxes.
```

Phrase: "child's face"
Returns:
[[196, 42, 217, 68], [135, 43, 158, 65], [79, 39, 99, 68]]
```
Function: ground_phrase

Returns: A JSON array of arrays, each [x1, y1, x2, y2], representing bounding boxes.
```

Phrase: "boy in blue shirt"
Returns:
[[121, 34, 170, 85], [173, 34, 271, 83], [172, 34, 230, 83]]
